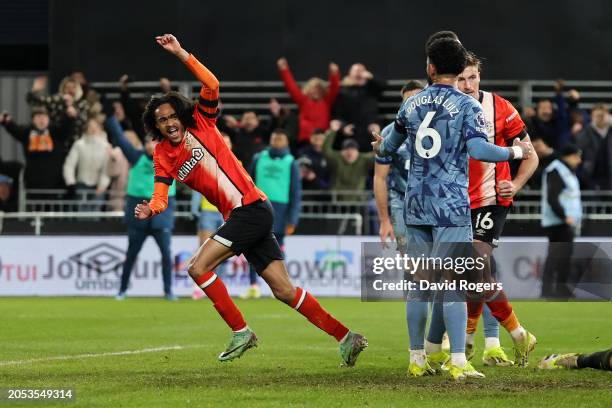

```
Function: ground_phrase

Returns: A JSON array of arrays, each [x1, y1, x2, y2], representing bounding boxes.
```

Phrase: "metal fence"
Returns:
[[88, 79, 612, 122], [1, 188, 611, 236], [20, 188, 612, 214]]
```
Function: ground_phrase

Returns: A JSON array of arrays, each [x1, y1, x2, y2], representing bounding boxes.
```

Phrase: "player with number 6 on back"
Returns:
[[372, 35, 532, 380], [136, 34, 367, 366]]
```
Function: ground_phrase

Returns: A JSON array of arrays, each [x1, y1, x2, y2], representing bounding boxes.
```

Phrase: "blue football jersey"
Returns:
[[382, 83, 488, 226], [375, 123, 410, 200]]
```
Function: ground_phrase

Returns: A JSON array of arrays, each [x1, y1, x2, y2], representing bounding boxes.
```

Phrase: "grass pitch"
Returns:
[[0, 298, 610, 407]]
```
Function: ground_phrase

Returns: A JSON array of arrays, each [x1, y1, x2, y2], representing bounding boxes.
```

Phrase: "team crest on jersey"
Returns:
[[178, 147, 204, 181]]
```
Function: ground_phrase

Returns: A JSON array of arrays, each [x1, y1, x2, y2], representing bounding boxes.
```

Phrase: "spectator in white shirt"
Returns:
[[63, 118, 111, 209]]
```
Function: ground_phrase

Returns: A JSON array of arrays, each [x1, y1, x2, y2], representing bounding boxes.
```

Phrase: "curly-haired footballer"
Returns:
[[137, 34, 367, 365]]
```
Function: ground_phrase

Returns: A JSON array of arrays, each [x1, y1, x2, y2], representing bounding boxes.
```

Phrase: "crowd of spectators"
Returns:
[[524, 80, 612, 191], [1, 66, 612, 218]]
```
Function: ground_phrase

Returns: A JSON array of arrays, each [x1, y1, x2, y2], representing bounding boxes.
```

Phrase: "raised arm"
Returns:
[[325, 63, 341, 105], [322, 127, 341, 161], [26, 76, 52, 107], [155, 34, 219, 120], [156, 34, 218, 89], [105, 116, 143, 165], [0, 113, 30, 143], [277, 58, 306, 105]]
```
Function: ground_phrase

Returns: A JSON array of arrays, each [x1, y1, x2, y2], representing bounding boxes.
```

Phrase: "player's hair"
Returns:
[[425, 30, 460, 51], [465, 51, 482, 72], [401, 80, 426, 96], [592, 102, 609, 113], [426, 38, 468, 76], [142, 92, 196, 141]]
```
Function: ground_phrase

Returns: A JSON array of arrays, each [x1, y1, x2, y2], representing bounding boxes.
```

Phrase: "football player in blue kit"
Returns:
[[372, 35, 532, 380]]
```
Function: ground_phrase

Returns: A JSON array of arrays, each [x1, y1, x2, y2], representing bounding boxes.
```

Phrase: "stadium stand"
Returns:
[[2, 77, 612, 236]]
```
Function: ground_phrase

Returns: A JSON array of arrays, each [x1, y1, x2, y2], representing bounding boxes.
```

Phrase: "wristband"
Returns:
[[510, 145, 523, 160]]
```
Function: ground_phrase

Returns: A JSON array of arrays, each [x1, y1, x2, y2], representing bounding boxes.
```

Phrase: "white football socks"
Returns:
[[451, 352, 467, 368], [425, 340, 442, 355], [510, 326, 527, 341], [410, 349, 427, 366], [484, 337, 501, 349]]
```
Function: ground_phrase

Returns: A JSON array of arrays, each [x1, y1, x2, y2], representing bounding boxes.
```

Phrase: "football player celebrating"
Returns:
[[137, 34, 367, 366]]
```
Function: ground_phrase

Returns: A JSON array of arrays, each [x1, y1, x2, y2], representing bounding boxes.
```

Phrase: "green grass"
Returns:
[[0, 298, 610, 407]]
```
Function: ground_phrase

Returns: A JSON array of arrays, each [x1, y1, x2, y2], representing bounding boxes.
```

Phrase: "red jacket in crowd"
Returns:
[[279, 66, 340, 144]]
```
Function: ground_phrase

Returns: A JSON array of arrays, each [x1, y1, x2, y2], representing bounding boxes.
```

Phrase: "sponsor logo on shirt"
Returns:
[[506, 109, 519, 123], [178, 148, 204, 181]]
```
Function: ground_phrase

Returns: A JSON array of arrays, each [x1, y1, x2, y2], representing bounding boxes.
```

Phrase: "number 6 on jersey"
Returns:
[[415, 111, 442, 159]]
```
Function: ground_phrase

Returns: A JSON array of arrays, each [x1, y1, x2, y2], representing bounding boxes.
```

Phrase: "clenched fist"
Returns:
[[134, 200, 152, 220]]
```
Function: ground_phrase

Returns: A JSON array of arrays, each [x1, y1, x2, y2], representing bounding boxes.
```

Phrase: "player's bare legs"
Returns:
[[188, 238, 234, 279], [187, 239, 257, 362], [259, 260, 296, 303], [260, 260, 368, 367]]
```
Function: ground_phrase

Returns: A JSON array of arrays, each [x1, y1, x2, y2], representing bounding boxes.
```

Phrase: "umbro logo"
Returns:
[[68, 243, 126, 274]]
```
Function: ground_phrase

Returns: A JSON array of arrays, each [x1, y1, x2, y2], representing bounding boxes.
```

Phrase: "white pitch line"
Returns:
[[0, 345, 204, 367]]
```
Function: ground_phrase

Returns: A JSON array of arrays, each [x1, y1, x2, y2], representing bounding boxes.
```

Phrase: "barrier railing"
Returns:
[[20, 189, 612, 216], [0, 211, 362, 236], [4, 189, 612, 236], [89, 79, 612, 121]]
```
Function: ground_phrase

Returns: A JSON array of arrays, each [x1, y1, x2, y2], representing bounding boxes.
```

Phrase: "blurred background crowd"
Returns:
[[2, 63, 610, 216]]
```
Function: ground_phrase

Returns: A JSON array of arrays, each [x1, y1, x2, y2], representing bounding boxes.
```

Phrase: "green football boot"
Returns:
[[538, 353, 578, 369], [408, 360, 436, 377], [448, 361, 486, 380], [513, 331, 537, 367], [427, 351, 450, 373], [483, 346, 514, 367], [339, 332, 368, 367], [218, 328, 258, 362]]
